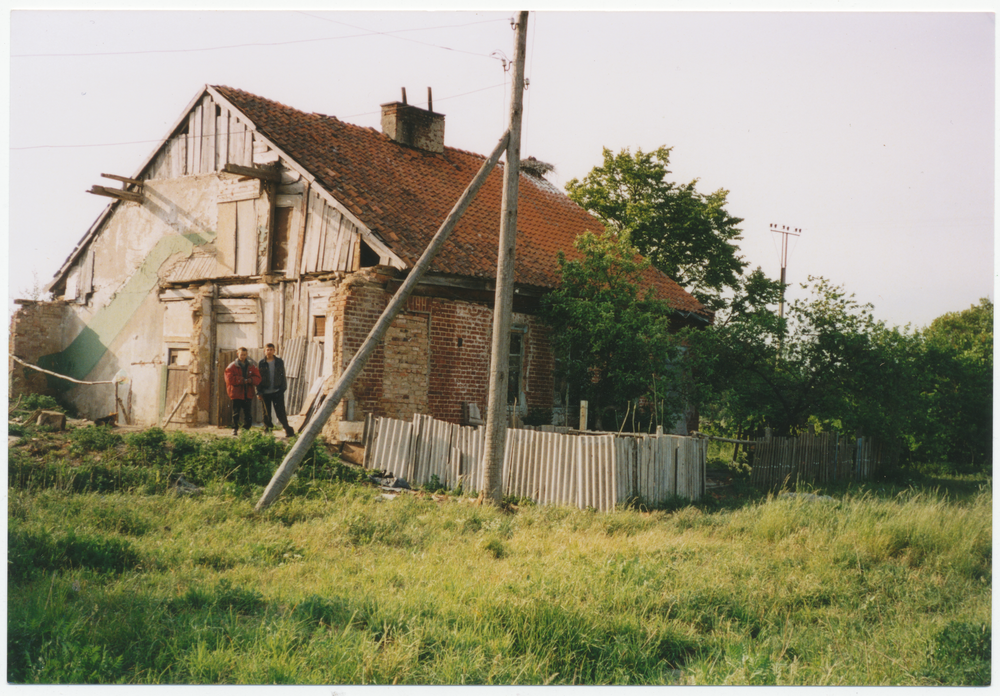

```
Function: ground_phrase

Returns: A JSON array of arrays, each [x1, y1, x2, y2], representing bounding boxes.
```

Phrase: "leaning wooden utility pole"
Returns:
[[255, 131, 510, 512], [480, 11, 529, 506]]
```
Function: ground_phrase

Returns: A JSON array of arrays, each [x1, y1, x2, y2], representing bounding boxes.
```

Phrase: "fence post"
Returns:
[[579, 401, 588, 431]]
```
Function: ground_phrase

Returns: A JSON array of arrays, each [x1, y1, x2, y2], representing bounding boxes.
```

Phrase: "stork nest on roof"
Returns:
[[520, 156, 555, 179]]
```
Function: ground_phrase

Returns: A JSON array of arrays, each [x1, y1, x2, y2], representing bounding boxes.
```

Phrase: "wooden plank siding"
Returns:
[[300, 189, 362, 275], [749, 431, 898, 488], [146, 93, 261, 181], [135, 90, 369, 281]]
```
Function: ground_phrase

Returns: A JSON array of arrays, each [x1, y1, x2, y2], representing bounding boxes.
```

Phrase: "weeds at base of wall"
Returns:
[[10, 422, 365, 499]]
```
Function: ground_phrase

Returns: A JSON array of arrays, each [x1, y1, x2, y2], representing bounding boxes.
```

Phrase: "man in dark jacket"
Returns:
[[224, 347, 262, 436], [257, 343, 295, 438]]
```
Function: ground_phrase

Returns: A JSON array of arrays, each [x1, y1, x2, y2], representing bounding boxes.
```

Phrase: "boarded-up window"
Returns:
[[313, 316, 326, 340], [271, 207, 293, 273], [77, 250, 95, 304], [217, 181, 260, 277]]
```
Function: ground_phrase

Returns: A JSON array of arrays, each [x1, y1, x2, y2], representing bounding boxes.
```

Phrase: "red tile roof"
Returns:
[[213, 86, 709, 318]]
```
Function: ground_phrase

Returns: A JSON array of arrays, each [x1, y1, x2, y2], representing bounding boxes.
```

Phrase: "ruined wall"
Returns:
[[321, 269, 556, 440], [9, 300, 72, 398]]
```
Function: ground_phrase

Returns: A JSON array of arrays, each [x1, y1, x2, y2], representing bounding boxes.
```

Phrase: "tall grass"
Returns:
[[7, 426, 991, 685]]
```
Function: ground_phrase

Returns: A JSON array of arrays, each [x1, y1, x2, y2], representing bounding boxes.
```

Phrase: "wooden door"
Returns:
[[216, 349, 237, 427]]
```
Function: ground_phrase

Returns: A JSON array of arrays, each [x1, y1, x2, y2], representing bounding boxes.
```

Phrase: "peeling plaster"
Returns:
[[39, 230, 212, 385]]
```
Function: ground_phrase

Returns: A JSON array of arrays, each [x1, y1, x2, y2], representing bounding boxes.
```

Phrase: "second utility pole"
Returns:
[[480, 11, 529, 506]]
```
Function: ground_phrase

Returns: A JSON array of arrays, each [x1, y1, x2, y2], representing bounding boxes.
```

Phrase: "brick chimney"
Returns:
[[381, 87, 445, 153]]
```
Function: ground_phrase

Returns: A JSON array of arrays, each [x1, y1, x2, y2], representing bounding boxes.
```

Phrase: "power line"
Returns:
[[13, 15, 508, 59], [297, 12, 508, 59]]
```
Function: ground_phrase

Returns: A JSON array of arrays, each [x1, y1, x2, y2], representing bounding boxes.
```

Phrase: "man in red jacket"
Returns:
[[224, 347, 262, 436]]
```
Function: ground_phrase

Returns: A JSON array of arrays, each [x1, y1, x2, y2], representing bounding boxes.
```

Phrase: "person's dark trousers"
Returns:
[[261, 392, 295, 437], [232, 398, 253, 434]]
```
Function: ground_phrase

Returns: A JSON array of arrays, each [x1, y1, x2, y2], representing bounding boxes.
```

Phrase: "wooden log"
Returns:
[[222, 163, 281, 183], [88, 186, 143, 203], [100, 173, 143, 186], [255, 130, 511, 511], [37, 410, 66, 430], [163, 391, 189, 426]]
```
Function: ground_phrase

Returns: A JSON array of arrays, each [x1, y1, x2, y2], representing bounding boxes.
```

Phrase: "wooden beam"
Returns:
[[223, 163, 281, 183], [88, 186, 143, 203], [100, 173, 143, 186]]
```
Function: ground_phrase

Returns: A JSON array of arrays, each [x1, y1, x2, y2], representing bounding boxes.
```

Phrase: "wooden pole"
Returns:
[[480, 11, 529, 506], [163, 392, 189, 426], [255, 131, 510, 511]]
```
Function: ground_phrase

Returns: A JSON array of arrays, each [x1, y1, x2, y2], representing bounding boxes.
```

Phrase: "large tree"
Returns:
[[682, 275, 921, 441], [540, 230, 682, 431], [913, 298, 993, 469], [566, 146, 746, 311]]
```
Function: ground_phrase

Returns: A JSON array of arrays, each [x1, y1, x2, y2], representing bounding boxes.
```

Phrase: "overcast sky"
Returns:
[[7, 7, 995, 330]]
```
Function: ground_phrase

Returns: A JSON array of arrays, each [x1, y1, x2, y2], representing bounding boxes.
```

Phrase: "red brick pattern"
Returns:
[[9, 300, 70, 397], [328, 273, 554, 426]]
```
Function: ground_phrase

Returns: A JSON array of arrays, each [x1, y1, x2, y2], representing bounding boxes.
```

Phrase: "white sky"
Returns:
[[6, 5, 996, 330]]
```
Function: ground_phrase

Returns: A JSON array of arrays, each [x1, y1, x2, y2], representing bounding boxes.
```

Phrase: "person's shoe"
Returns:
[[232, 429, 239, 437], [285, 427, 295, 437]]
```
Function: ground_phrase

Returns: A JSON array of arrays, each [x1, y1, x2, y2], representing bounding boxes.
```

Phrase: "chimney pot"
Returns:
[[380, 94, 445, 153]]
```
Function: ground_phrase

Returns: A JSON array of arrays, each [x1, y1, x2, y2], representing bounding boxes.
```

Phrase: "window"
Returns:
[[359, 239, 380, 268], [313, 316, 327, 341], [508, 327, 526, 405], [167, 347, 191, 367], [270, 206, 293, 273]]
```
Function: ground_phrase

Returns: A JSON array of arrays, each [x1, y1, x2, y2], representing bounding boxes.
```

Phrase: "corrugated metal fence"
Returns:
[[362, 413, 706, 511], [750, 432, 898, 488]]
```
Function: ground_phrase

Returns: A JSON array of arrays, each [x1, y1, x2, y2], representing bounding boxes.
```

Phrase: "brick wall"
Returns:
[[326, 272, 555, 428], [9, 299, 71, 397]]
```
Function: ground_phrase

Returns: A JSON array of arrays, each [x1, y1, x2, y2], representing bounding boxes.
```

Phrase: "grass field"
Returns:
[[7, 422, 992, 685]]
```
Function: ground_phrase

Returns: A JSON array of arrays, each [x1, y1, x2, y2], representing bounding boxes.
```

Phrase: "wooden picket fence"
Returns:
[[362, 413, 706, 511], [749, 431, 898, 488]]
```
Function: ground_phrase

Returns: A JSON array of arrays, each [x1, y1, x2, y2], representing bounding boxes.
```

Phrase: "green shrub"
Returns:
[[523, 407, 553, 427], [123, 427, 169, 465], [482, 537, 506, 559], [924, 621, 991, 686], [69, 425, 124, 455], [425, 474, 447, 493], [11, 393, 65, 416]]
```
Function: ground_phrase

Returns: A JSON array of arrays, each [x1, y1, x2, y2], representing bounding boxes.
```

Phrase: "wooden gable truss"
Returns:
[[49, 85, 406, 296]]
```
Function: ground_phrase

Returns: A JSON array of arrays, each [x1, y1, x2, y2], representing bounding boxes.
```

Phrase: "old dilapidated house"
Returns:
[[10, 85, 710, 440]]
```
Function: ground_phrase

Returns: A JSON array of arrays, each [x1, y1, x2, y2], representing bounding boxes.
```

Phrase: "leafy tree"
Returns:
[[913, 298, 993, 469], [565, 146, 746, 311], [541, 230, 681, 431], [683, 275, 920, 441]]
